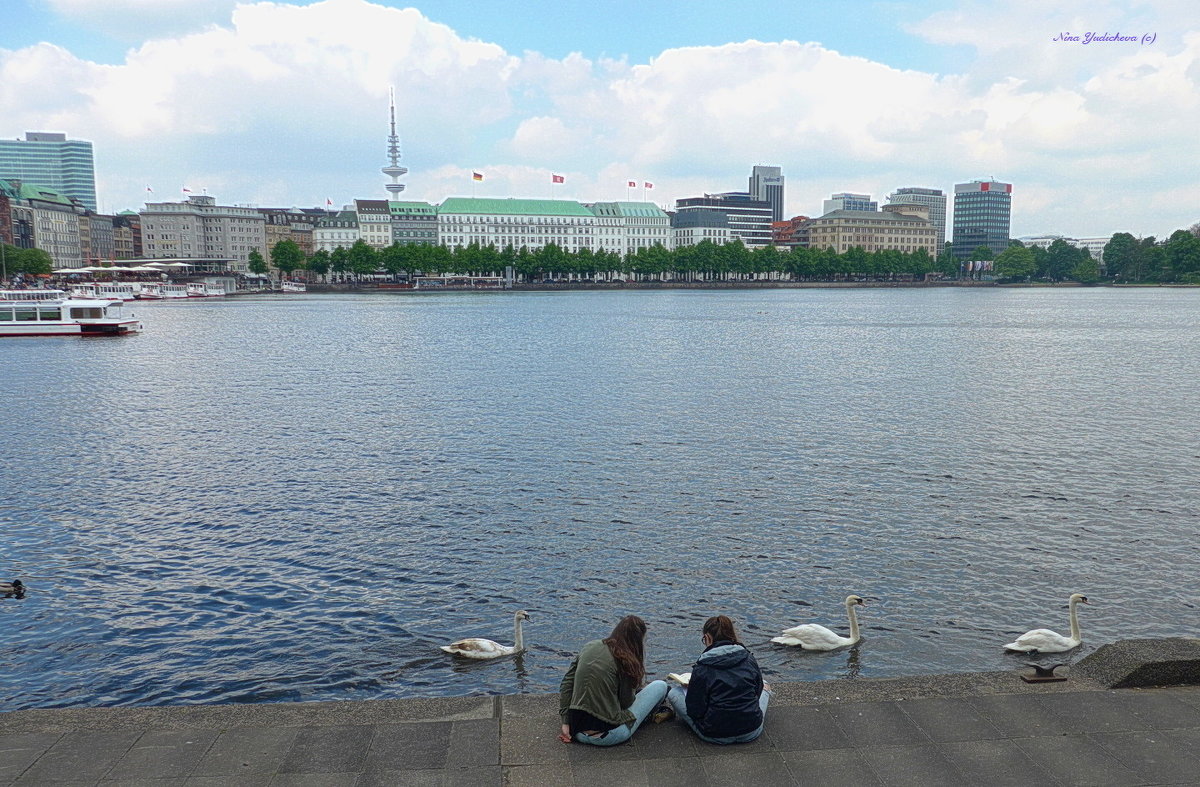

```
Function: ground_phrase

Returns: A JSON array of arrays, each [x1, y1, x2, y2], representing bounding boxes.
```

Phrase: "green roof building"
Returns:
[[436, 197, 670, 255]]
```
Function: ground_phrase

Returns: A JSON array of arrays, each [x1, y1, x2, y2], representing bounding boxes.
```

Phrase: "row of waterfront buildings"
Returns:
[[0, 128, 1109, 273]]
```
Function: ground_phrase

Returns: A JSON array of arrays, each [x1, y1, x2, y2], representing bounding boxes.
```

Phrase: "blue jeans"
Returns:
[[667, 685, 771, 744], [573, 680, 670, 747]]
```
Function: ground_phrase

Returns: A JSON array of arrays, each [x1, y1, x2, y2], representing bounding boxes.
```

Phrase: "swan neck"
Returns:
[[847, 601, 860, 642], [514, 616, 524, 652], [1068, 599, 1081, 641]]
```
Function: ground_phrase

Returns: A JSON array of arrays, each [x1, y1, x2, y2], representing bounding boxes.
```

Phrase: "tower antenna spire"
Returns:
[[382, 86, 408, 198]]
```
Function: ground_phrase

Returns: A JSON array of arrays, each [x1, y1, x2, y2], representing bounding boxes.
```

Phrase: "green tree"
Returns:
[[247, 249, 268, 275], [994, 245, 1036, 281], [1137, 238, 1164, 282], [1164, 229, 1200, 280], [330, 246, 349, 274], [1103, 233, 1138, 282], [1070, 253, 1101, 284], [970, 245, 994, 261], [8, 247, 53, 276], [271, 239, 305, 278], [347, 239, 378, 276], [308, 249, 331, 278], [1045, 239, 1079, 281], [380, 243, 410, 277], [936, 242, 958, 276]]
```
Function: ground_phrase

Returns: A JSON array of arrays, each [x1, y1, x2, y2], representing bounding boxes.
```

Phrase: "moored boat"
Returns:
[[137, 283, 164, 300], [96, 282, 138, 301], [186, 283, 227, 297], [161, 284, 189, 299], [280, 280, 307, 293], [0, 289, 143, 336]]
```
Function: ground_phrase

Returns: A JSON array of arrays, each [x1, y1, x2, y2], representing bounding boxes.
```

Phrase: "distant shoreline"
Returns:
[[291, 280, 1200, 294]]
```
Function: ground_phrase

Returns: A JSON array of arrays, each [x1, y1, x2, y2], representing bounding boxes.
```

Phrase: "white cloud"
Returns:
[[2, 0, 1198, 237], [45, 0, 242, 41]]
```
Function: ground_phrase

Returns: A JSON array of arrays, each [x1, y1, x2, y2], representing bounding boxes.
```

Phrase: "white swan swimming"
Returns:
[[1004, 593, 1089, 653], [441, 610, 531, 659], [772, 595, 866, 650]]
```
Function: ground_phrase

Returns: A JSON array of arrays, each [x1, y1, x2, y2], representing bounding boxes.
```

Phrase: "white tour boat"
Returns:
[[161, 284, 190, 299], [280, 280, 307, 293], [138, 283, 164, 299], [96, 282, 138, 301], [0, 289, 143, 336], [187, 283, 227, 297]]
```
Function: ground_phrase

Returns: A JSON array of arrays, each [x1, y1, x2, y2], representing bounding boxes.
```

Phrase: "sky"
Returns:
[[2, 0, 1198, 239]]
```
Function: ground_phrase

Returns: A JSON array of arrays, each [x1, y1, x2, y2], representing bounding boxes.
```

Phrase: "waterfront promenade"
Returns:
[[2, 640, 1198, 786]]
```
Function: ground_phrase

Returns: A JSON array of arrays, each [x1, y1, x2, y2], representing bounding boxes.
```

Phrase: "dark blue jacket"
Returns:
[[685, 641, 764, 739]]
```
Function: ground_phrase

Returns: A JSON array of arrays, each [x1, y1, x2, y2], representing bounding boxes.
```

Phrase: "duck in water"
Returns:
[[1, 580, 25, 599]]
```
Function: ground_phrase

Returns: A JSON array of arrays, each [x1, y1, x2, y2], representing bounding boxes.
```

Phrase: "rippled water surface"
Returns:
[[2, 288, 1198, 710]]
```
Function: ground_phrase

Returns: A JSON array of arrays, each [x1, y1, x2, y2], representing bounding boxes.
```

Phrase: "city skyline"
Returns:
[[3, 0, 1197, 239]]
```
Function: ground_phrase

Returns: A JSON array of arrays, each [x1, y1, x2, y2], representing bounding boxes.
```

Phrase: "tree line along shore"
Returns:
[[6, 226, 1198, 286]]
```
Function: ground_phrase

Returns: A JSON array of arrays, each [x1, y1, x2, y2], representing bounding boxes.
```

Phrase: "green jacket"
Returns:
[[558, 639, 636, 728]]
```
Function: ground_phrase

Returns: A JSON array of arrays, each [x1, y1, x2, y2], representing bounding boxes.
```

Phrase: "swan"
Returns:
[[1004, 593, 1089, 653], [772, 595, 866, 650], [441, 610, 531, 659], [1, 580, 24, 598]]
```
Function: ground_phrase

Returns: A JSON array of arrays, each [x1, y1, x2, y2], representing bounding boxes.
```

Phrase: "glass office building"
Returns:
[[952, 180, 1011, 260], [0, 132, 97, 212]]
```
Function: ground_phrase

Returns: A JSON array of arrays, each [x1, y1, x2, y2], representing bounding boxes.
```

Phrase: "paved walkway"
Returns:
[[2, 671, 1199, 786]]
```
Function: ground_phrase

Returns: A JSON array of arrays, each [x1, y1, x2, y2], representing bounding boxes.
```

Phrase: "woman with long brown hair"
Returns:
[[667, 614, 770, 744], [557, 615, 669, 746]]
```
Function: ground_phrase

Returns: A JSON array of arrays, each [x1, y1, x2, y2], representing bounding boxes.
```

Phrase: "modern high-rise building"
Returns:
[[671, 209, 730, 248], [748, 165, 785, 223], [952, 180, 1012, 260], [675, 193, 773, 247], [887, 187, 947, 251], [822, 192, 876, 214], [0, 132, 97, 212]]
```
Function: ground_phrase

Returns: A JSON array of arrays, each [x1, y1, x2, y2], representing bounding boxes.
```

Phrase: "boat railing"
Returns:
[[1, 289, 68, 302]]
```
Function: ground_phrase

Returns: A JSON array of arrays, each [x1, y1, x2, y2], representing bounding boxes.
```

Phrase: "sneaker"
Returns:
[[651, 706, 675, 724]]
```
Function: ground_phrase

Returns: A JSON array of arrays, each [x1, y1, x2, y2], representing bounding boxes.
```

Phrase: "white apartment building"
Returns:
[[314, 210, 360, 252], [355, 199, 392, 249], [140, 195, 266, 272], [1018, 234, 1112, 263], [587, 202, 672, 254], [436, 198, 671, 254]]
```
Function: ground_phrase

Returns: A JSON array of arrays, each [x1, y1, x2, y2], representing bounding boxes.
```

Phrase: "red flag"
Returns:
[[182, 187, 191, 193], [627, 180, 636, 188], [552, 174, 564, 184], [145, 185, 153, 193], [644, 182, 653, 189], [326, 198, 333, 206]]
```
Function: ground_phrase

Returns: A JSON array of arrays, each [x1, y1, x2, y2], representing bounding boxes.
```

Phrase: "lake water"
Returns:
[[1, 287, 1197, 711]]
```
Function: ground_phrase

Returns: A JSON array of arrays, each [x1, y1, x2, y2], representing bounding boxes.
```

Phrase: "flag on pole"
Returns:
[[182, 187, 192, 193], [627, 180, 636, 188], [552, 174, 564, 184], [472, 172, 484, 182], [644, 182, 653, 189], [145, 185, 153, 194], [326, 198, 333, 207]]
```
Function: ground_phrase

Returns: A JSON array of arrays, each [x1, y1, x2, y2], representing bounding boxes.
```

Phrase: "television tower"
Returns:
[[382, 87, 407, 198]]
